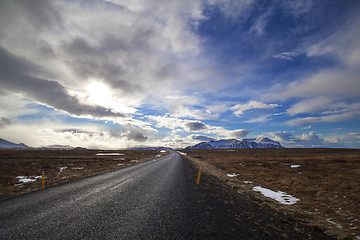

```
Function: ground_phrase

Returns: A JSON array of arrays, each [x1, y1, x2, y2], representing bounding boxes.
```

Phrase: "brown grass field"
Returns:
[[182, 148, 360, 240], [0, 149, 168, 200]]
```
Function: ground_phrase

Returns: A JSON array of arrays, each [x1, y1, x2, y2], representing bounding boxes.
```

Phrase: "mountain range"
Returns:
[[185, 137, 284, 149], [0, 138, 31, 148]]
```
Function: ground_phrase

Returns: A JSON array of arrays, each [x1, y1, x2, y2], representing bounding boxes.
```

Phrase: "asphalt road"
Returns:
[[0, 151, 333, 239]]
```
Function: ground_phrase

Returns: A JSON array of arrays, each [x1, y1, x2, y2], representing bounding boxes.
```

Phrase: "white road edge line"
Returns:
[[111, 179, 133, 190]]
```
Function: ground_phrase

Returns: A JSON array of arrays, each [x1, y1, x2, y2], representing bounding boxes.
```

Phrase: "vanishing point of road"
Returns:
[[0, 151, 333, 239]]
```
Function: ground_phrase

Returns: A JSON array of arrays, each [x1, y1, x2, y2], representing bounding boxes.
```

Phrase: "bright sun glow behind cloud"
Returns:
[[86, 82, 112, 108], [85, 81, 137, 115]]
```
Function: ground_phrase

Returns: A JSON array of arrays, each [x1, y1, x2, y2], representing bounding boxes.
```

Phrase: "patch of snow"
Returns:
[[96, 153, 124, 156], [253, 186, 299, 205], [17, 176, 41, 184], [156, 155, 161, 157], [177, 151, 187, 155], [117, 163, 124, 166], [73, 167, 84, 170], [291, 165, 301, 168], [243, 181, 252, 184], [160, 150, 166, 153], [356, 236, 360, 240], [227, 173, 239, 177], [59, 167, 67, 172], [130, 160, 138, 163]]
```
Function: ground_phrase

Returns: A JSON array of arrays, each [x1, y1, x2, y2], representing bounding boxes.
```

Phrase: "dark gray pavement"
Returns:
[[0, 151, 333, 239]]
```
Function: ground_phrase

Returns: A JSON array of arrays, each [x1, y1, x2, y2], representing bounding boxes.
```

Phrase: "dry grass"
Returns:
[[182, 148, 360, 240], [0, 149, 168, 199]]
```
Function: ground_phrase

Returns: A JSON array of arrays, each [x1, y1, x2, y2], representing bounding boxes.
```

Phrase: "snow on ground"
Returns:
[[117, 163, 124, 166], [17, 176, 42, 184], [59, 167, 67, 172], [243, 181, 252, 184], [253, 186, 299, 205], [177, 151, 187, 155], [130, 160, 138, 163], [226, 173, 239, 177], [96, 153, 124, 156], [73, 167, 84, 170], [160, 150, 166, 153], [291, 165, 301, 168]]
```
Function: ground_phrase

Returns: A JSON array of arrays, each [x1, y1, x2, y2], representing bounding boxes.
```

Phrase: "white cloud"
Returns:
[[269, 130, 360, 148], [231, 100, 280, 117], [269, 131, 323, 148], [273, 69, 360, 101], [286, 104, 360, 126], [243, 114, 272, 123], [0, 93, 39, 118], [272, 51, 301, 60], [0, 119, 159, 149], [286, 97, 333, 116]]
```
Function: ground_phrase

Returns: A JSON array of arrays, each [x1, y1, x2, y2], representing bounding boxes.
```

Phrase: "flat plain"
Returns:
[[0, 149, 168, 200], [182, 148, 360, 240]]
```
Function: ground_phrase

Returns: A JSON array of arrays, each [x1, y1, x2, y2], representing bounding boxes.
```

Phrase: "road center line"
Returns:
[[111, 179, 133, 190]]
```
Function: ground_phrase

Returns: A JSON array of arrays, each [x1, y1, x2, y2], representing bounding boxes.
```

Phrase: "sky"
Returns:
[[0, 0, 359, 149]]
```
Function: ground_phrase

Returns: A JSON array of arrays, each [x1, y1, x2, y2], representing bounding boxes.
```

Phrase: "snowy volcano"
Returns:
[[185, 137, 283, 149]]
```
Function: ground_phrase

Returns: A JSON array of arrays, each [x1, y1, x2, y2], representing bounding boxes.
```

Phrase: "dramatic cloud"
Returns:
[[0, 47, 125, 118], [0, 0, 359, 148], [0, 0, 214, 119]]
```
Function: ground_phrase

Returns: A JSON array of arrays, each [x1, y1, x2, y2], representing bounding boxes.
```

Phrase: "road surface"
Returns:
[[0, 151, 333, 239]]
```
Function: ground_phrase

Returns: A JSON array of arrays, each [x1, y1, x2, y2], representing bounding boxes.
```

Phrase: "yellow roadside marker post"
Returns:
[[42, 170, 45, 189], [196, 168, 202, 184]]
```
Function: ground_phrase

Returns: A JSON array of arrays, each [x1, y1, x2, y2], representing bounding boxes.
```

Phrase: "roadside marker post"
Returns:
[[42, 171, 45, 189], [196, 168, 202, 184]]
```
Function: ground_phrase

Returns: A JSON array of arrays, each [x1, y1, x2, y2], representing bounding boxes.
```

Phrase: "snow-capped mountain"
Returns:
[[185, 137, 283, 149], [0, 138, 31, 148]]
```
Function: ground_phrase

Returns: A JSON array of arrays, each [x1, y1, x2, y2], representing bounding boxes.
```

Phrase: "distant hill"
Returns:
[[38, 145, 75, 150], [185, 137, 284, 149], [0, 138, 31, 149], [130, 147, 173, 151]]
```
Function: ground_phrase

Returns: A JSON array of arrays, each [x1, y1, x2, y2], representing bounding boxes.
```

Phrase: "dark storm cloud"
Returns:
[[59, 30, 152, 94], [121, 126, 148, 142], [0, 47, 125, 118], [0, 117, 14, 128], [229, 129, 250, 139], [185, 122, 208, 131], [125, 131, 148, 142], [191, 135, 215, 142]]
